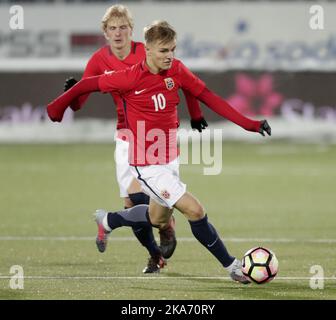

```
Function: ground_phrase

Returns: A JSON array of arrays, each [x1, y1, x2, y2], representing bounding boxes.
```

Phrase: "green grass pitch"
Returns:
[[0, 142, 335, 299]]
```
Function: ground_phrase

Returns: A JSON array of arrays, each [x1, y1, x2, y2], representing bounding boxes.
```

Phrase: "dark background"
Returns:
[[0, 71, 335, 121]]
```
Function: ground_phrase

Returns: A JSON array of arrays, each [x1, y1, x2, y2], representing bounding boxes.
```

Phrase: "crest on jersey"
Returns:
[[164, 78, 175, 90], [161, 189, 171, 199]]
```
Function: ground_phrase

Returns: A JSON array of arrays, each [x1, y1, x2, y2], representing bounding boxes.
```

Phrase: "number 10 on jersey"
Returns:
[[152, 93, 166, 111]]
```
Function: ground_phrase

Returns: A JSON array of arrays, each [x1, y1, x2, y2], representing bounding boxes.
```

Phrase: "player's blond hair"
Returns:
[[144, 20, 176, 45], [101, 4, 134, 31]]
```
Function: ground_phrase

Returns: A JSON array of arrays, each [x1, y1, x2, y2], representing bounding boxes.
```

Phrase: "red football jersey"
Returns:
[[71, 41, 204, 130], [72, 41, 145, 129], [99, 59, 206, 166]]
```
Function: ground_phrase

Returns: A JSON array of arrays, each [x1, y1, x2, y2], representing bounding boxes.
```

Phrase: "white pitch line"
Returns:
[[0, 276, 335, 281], [0, 236, 336, 243]]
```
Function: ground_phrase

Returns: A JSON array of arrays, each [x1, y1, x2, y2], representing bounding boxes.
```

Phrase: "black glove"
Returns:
[[190, 117, 208, 132], [64, 77, 78, 92], [259, 119, 271, 136]]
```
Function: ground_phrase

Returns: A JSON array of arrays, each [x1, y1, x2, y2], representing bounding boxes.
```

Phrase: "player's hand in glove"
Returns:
[[64, 77, 83, 111], [259, 119, 271, 136], [191, 117, 208, 132], [48, 77, 78, 121], [64, 77, 78, 92]]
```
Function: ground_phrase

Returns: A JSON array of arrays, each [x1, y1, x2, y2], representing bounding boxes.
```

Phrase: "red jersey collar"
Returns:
[[140, 59, 169, 76]]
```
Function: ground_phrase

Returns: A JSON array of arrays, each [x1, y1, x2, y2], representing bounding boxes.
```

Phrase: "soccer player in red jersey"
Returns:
[[47, 21, 271, 281], [63, 5, 208, 272]]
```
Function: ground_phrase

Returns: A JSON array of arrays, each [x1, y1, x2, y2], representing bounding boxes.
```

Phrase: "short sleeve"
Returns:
[[178, 61, 206, 97]]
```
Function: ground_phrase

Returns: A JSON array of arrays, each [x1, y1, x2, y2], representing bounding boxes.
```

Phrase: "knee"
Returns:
[[147, 210, 169, 229], [185, 203, 205, 221], [149, 215, 170, 229]]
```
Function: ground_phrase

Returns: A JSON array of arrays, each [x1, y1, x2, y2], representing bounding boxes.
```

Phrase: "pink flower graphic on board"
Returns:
[[227, 74, 283, 116]]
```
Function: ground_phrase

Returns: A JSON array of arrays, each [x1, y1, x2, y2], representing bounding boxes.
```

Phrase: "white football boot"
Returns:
[[228, 258, 251, 284], [94, 209, 111, 253]]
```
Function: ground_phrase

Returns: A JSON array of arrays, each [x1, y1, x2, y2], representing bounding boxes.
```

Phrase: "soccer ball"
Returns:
[[242, 247, 278, 284]]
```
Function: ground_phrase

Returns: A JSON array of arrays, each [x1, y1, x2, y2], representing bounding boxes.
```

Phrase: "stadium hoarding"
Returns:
[[0, 2, 335, 71], [0, 71, 335, 123]]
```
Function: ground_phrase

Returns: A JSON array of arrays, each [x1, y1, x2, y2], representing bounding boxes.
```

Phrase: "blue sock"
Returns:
[[107, 204, 152, 229], [107, 204, 161, 257], [132, 226, 161, 257], [129, 192, 150, 206], [189, 215, 235, 268]]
